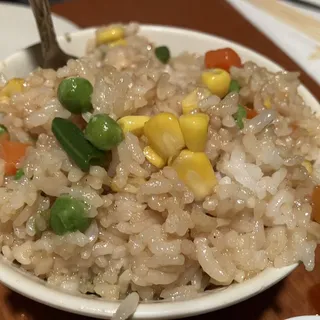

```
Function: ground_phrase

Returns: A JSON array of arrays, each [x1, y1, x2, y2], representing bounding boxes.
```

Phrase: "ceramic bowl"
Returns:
[[0, 25, 318, 319]]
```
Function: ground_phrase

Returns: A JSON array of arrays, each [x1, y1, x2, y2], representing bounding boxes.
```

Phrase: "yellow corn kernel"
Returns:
[[181, 88, 211, 114], [0, 96, 10, 113], [143, 146, 166, 169], [201, 69, 231, 98], [0, 96, 10, 104], [124, 177, 146, 193], [264, 97, 272, 109], [111, 181, 121, 192], [0, 78, 24, 97], [143, 112, 185, 160], [117, 116, 150, 136], [179, 113, 209, 152], [109, 39, 127, 48], [96, 26, 125, 45], [171, 150, 217, 201], [111, 177, 146, 193], [302, 160, 313, 174]]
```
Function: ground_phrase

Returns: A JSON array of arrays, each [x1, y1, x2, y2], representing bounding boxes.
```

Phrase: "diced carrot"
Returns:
[[0, 140, 29, 176], [245, 106, 258, 119], [205, 48, 242, 71], [312, 186, 320, 223], [0, 124, 9, 142], [0, 132, 9, 142], [4, 162, 17, 176]]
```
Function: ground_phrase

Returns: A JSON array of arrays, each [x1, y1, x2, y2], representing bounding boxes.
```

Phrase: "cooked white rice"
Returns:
[[0, 22, 320, 308]]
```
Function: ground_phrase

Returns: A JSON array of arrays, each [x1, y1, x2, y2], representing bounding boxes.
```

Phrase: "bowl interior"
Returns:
[[0, 25, 318, 319]]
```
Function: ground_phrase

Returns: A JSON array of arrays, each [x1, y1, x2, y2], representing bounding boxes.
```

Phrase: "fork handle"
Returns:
[[28, 0, 60, 61]]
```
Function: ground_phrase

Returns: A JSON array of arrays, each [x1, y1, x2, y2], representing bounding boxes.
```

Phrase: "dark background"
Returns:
[[0, 0, 64, 3]]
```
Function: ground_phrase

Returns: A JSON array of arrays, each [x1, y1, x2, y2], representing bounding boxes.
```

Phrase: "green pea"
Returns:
[[14, 168, 24, 180], [234, 104, 247, 129], [0, 124, 8, 136], [58, 77, 93, 114], [229, 79, 241, 93], [155, 46, 170, 64], [52, 117, 106, 172], [85, 114, 124, 151], [50, 195, 91, 235]]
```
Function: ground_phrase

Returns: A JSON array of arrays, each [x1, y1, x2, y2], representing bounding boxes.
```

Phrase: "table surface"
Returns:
[[1, 0, 320, 319]]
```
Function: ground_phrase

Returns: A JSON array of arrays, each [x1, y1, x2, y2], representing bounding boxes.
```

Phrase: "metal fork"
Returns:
[[28, 0, 77, 69]]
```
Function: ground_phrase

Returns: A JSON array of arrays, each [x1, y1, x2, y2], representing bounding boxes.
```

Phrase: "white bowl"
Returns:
[[0, 25, 318, 319], [287, 317, 320, 320]]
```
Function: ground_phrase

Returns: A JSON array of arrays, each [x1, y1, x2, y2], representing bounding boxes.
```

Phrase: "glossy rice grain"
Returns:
[[0, 23, 319, 305]]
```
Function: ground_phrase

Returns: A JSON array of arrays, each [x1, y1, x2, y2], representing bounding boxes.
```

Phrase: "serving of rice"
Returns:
[[0, 22, 320, 309]]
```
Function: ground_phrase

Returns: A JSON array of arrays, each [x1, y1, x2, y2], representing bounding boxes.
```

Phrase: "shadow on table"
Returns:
[[192, 281, 284, 320], [308, 283, 320, 315], [5, 280, 284, 320], [5, 291, 89, 320]]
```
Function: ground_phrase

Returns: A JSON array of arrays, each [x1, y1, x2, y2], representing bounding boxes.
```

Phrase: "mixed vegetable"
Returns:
[[0, 124, 8, 137], [234, 104, 247, 130], [50, 195, 91, 235], [155, 46, 171, 64], [1, 34, 318, 237], [85, 114, 124, 151], [204, 48, 241, 71], [0, 120, 29, 177], [58, 77, 93, 114], [96, 26, 125, 46], [14, 168, 24, 180], [228, 79, 241, 93], [51, 117, 107, 172]]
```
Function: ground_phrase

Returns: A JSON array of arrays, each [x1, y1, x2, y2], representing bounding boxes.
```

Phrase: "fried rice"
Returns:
[[0, 23, 320, 309]]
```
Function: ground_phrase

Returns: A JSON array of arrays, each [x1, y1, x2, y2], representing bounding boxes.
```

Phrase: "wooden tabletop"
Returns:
[[2, 0, 320, 319]]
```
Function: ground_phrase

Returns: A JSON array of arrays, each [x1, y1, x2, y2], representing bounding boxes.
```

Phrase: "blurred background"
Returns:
[[0, 0, 79, 60], [0, 0, 320, 85], [0, 0, 64, 3]]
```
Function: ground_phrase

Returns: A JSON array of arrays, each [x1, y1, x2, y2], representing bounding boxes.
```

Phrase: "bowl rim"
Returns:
[[0, 24, 316, 319], [0, 255, 297, 319], [287, 317, 320, 320]]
